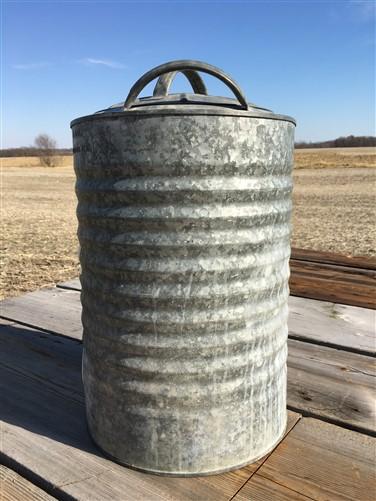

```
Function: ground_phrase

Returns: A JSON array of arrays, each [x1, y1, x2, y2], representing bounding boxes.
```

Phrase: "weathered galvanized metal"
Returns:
[[71, 60, 296, 476]]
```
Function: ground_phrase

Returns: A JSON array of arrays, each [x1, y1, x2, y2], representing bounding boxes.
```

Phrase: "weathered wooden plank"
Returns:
[[57, 278, 81, 291], [289, 263, 376, 309], [291, 247, 376, 271], [0, 319, 301, 501], [287, 339, 376, 435], [233, 473, 311, 500], [0, 319, 83, 402], [234, 418, 376, 501], [290, 260, 375, 284], [0, 465, 56, 500], [0, 287, 82, 339], [289, 295, 376, 355], [2, 287, 374, 354], [290, 248, 376, 308]]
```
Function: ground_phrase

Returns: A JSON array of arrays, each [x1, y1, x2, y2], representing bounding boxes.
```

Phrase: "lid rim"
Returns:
[[71, 108, 296, 128], [96, 94, 272, 115]]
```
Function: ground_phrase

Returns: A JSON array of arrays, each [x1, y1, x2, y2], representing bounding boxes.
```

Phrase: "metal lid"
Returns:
[[71, 60, 296, 127]]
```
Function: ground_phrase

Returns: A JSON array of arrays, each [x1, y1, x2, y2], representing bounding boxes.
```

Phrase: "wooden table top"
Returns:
[[0, 249, 375, 500]]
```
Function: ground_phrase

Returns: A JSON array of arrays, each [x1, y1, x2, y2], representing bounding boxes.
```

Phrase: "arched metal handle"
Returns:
[[153, 70, 207, 97], [124, 60, 248, 110]]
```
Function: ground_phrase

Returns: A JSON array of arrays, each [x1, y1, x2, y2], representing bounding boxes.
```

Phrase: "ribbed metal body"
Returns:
[[71, 61, 295, 476]]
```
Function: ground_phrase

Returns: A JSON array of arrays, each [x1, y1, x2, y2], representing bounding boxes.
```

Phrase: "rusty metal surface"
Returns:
[[71, 61, 295, 476]]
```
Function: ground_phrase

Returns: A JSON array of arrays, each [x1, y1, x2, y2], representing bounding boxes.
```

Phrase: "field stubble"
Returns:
[[1, 147, 375, 299]]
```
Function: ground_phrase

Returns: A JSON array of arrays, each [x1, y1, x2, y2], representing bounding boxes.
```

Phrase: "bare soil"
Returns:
[[1, 164, 78, 299], [292, 167, 376, 256], [1, 150, 375, 299], [294, 146, 376, 169]]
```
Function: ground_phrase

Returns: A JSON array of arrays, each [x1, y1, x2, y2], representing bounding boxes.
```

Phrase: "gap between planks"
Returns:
[[232, 417, 376, 501], [228, 413, 303, 501], [0, 463, 57, 501]]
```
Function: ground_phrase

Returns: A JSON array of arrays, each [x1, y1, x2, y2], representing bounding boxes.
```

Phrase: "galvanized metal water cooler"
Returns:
[[71, 60, 296, 476]]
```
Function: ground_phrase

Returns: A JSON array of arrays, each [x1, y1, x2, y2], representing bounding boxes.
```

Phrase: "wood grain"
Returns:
[[0, 465, 56, 500], [291, 247, 376, 271], [0, 287, 82, 339], [287, 339, 376, 435], [290, 248, 376, 309], [289, 295, 375, 355], [289, 260, 376, 309], [232, 473, 311, 500], [234, 417, 376, 501], [289, 246, 376, 311], [0, 319, 301, 501]]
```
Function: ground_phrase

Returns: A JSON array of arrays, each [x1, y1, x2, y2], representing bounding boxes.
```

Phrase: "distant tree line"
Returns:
[[295, 135, 376, 149], [0, 147, 72, 157], [1, 134, 375, 157], [1, 133, 69, 166]]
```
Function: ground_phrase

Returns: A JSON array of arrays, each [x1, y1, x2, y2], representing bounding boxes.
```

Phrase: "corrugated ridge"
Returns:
[[79, 242, 291, 262], [81, 287, 289, 325], [84, 352, 287, 403], [83, 349, 287, 410], [78, 223, 290, 246], [79, 245, 291, 273], [84, 378, 287, 414], [77, 191, 292, 207], [80, 264, 289, 300], [77, 199, 292, 219], [89, 342, 287, 375], [80, 284, 287, 310], [77, 211, 291, 232], [76, 176, 292, 205], [76, 174, 292, 191], [82, 305, 288, 347], [86, 328, 287, 370], [74, 163, 293, 178], [80, 249, 290, 283], [118, 360, 287, 396], [82, 311, 288, 346]]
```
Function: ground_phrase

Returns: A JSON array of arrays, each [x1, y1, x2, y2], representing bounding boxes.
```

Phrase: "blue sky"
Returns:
[[2, 0, 375, 148]]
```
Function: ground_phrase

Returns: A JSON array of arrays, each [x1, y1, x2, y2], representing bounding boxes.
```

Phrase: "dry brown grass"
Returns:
[[292, 167, 376, 256], [1, 149, 375, 299], [294, 146, 376, 169], [1, 163, 79, 299], [1, 155, 72, 168]]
